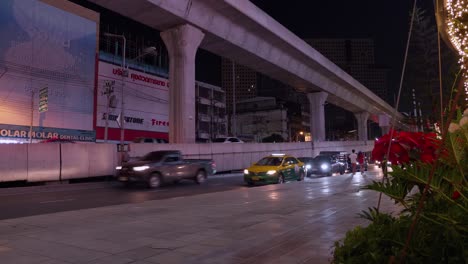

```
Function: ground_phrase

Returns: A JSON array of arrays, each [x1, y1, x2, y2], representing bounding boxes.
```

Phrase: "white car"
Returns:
[[213, 137, 244, 143], [133, 137, 168, 144]]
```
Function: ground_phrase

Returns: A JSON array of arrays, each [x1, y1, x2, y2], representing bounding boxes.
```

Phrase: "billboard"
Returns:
[[96, 61, 169, 141], [0, 0, 98, 141]]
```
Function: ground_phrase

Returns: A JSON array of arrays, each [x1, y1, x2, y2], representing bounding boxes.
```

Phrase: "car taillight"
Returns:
[[211, 161, 216, 168]]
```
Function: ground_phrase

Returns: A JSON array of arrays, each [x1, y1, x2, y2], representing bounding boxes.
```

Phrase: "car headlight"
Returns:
[[266, 170, 277, 175], [116, 166, 122, 170], [320, 164, 329, 170], [244, 169, 249, 175], [305, 164, 311, 169], [133, 165, 150, 171]]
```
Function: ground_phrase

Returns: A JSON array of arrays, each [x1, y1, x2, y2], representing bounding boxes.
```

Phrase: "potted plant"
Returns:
[[332, 108, 467, 263]]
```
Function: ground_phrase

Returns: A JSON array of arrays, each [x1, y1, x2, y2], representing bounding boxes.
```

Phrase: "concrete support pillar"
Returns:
[[307, 92, 328, 142], [354, 112, 369, 141], [161, 24, 205, 143], [381, 126, 390, 135], [378, 114, 390, 136]]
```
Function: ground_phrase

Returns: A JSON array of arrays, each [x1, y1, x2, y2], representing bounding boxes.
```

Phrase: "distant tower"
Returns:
[[304, 38, 389, 103], [221, 58, 257, 135]]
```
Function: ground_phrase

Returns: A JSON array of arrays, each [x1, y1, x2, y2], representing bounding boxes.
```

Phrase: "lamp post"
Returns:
[[104, 33, 126, 164], [232, 60, 236, 137], [102, 80, 115, 142]]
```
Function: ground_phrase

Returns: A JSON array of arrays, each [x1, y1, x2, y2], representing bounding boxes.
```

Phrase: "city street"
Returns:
[[0, 169, 372, 220], [0, 166, 399, 264], [0, 174, 247, 220], [0, 167, 382, 221]]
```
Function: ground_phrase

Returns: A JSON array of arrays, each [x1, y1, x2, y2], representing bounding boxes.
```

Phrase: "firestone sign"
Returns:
[[101, 113, 169, 127]]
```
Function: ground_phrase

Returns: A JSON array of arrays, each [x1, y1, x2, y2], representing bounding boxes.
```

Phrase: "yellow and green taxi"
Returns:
[[244, 154, 306, 185]]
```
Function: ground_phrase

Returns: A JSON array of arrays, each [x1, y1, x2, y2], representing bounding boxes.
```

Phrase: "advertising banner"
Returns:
[[97, 61, 169, 135], [0, 0, 97, 132]]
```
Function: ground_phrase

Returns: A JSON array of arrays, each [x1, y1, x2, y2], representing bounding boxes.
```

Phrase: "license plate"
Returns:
[[251, 176, 259, 181], [119, 176, 128, 181]]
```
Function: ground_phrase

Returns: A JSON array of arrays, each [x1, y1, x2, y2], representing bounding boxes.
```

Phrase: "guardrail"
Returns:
[[0, 141, 374, 183]]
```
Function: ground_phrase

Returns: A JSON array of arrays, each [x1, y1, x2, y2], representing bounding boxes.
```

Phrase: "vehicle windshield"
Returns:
[[256, 157, 283, 166], [213, 138, 226, 142], [141, 152, 166, 162], [313, 155, 331, 162]]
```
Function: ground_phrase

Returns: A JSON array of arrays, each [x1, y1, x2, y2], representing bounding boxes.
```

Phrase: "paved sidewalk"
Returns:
[[0, 171, 398, 264]]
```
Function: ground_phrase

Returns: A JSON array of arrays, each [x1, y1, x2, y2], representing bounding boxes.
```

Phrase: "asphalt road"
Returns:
[[0, 174, 247, 220]]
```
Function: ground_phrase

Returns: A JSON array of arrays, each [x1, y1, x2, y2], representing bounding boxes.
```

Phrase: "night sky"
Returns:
[[249, 0, 416, 103]]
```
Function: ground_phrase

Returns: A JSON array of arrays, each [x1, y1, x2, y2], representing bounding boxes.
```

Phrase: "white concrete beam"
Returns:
[[88, 0, 405, 123]]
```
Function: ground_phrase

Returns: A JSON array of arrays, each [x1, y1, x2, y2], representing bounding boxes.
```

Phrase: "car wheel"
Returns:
[[340, 169, 345, 175], [247, 181, 254, 186], [297, 171, 305, 181], [277, 174, 285, 184], [148, 173, 162, 188], [195, 170, 206, 184]]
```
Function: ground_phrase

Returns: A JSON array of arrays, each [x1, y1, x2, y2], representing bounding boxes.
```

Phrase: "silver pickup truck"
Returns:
[[116, 150, 216, 188]]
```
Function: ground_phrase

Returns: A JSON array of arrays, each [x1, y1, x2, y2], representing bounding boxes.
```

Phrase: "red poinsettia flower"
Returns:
[[420, 153, 436, 164], [372, 134, 393, 161], [398, 131, 420, 148], [372, 131, 441, 165], [388, 142, 410, 164]]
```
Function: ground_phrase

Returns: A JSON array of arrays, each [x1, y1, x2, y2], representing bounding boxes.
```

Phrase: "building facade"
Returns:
[[0, 0, 98, 143], [0, 0, 227, 144], [196, 81, 228, 142], [235, 97, 288, 142]]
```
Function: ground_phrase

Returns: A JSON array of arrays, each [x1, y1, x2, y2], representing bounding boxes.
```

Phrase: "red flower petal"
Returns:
[[420, 153, 435, 164]]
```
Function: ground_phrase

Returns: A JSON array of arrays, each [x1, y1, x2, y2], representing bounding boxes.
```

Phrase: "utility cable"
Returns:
[[377, 0, 418, 210]]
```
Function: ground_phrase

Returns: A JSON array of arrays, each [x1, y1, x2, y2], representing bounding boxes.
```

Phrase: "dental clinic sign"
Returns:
[[0, 124, 96, 142]]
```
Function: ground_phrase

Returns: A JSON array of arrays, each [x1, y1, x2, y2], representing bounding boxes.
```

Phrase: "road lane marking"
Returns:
[[39, 198, 75, 204]]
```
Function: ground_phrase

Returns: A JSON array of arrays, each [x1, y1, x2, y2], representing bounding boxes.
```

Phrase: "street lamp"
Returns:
[[103, 33, 126, 164], [296, 131, 304, 142], [131, 47, 158, 61]]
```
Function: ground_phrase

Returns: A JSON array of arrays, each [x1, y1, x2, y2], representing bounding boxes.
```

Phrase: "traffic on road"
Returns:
[[0, 150, 376, 220]]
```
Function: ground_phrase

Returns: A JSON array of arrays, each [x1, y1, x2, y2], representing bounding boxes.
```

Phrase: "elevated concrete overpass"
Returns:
[[88, 0, 404, 142]]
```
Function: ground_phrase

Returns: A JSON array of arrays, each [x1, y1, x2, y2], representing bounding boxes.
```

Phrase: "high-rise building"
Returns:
[[221, 58, 257, 134], [305, 38, 389, 103]]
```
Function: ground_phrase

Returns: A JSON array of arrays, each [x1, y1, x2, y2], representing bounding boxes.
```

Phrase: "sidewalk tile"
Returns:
[[0, 249, 60, 264], [6, 237, 109, 263], [114, 246, 168, 260], [143, 250, 194, 264]]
